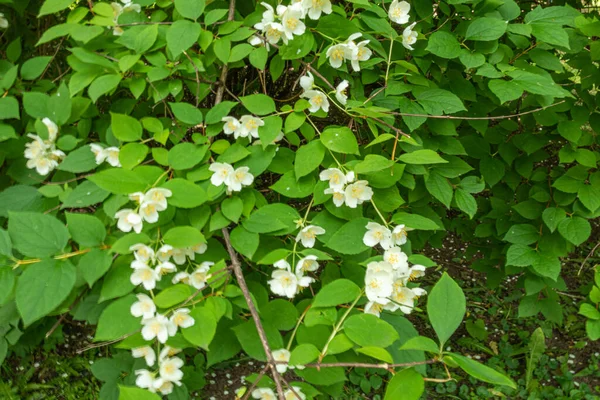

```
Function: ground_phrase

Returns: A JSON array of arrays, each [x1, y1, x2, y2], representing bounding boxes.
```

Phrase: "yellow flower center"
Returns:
[[351, 185, 364, 198], [173, 314, 186, 326], [141, 269, 153, 281], [312, 95, 323, 106], [164, 364, 175, 374], [151, 322, 161, 334], [144, 204, 156, 215], [331, 48, 344, 61], [286, 17, 298, 30]]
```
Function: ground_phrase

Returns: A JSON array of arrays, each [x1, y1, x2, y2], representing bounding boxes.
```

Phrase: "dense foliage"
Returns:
[[0, 0, 599, 398]]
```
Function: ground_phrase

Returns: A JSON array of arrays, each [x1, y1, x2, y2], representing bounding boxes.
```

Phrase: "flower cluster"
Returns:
[[221, 115, 264, 141], [362, 222, 427, 317], [254, 0, 332, 48], [128, 242, 209, 291], [128, 240, 210, 395], [209, 162, 254, 193], [115, 188, 172, 233], [319, 168, 373, 208], [24, 118, 65, 176], [111, 0, 141, 36], [89, 143, 121, 167], [326, 33, 372, 71], [388, 0, 419, 50]]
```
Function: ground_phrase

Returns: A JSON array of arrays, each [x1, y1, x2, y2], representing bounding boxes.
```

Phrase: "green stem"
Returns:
[[370, 199, 389, 227], [287, 305, 311, 351], [319, 290, 363, 361]]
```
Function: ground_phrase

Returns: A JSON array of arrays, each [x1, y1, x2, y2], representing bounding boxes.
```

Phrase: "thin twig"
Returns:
[[304, 359, 438, 369], [214, 0, 236, 104], [76, 331, 138, 353], [182, 51, 202, 107], [387, 100, 565, 120], [305, 64, 336, 91], [370, 116, 410, 138], [45, 289, 87, 339], [279, 376, 303, 400], [40, 36, 66, 80], [222, 227, 285, 400], [241, 365, 269, 400], [578, 241, 600, 275]]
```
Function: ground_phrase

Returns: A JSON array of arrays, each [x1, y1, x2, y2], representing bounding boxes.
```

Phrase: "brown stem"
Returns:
[[214, 0, 236, 105], [222, 228, 285, 400], [370, 116, 410, 138], [45, 288, 87, 339]]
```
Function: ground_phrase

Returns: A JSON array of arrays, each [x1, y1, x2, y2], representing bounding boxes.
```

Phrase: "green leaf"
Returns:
[[427, 273, 465, 346], [0, 97, 19, 120], [88, 169, 148, 195], [8, 212, 70, 258], [79, 248, 113, 287], [557, 217, 591, 246], [295, 140, 326, 179], [95, 294, 141, 341], [466, 18, 507, 41], [66, 213, 106, 247], [321, 126, 359, 154], [182, 307, 217, 349], [154, 284, 194, 308], [111, 113, 142, 142], [213, 38, 231, 63], [578, 184, 600, 212], [454, 188, 477, 219], [425, 31, 461, 59], [448, 353, 516, 389], [0, 185, 44, 218], [21, 56, 52, 80], [355, 155, 394, 174], [163, 226, 205, 248], [425, 172, 453, 208], [506, 244, 537, 267], [270, 171, 316, 199], [167, 20, 201, 57], [161, 178, 207, 208], [58, 145, 98, 173], [326, 218, 370, 255], [168, 143, 207, 170], [312, 279, 361, 308], [62, 181, 110, 209], [174, 0, 205, 20], [116, 24, 158, 54], [119, 143, 149, 170], [344, 314, 399, 348], [503, 224, 539, 245], [531, 254, 560, 281], [240, 94, 276, 116], [384, 368, 424, 400], [118, 386, 162, 400], [169, 102, 203, 125], [489, 80, 523, 104], [579, 304, 600, 320], [233, 320, 284, 361], [526, 327, 546, 390], [357, 347, 394, 363], [392, 212, 441, 231], [230, 226, 259, 259], [88, 74, 122, 103], [399, 336, 440, 354], [416, 89, 466, 115], [39, 0, 74, 16], [399, 149, 448, 164], [205, 101, 237, 124], [16, 259, 76, 326], [289, 343, 320, 366], [243, 203, 300, 235]]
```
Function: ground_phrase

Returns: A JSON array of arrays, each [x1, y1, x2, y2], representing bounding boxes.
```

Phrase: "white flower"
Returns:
[[366, 260, 394, 275], [128, 191, 144, 204], [405, 264, 427, 281], [300, 71, 314, 92], [157, 244, 174, 262], [130, 243, 155, 263], [144, 188, 172, 211], [364, 301, 384, 317], [190, 262, 213, 289], [42, 118, 58, 142], [388, 0, 411, 24], [319, 168, 347, 190], [268, 269, 298, 298], [226, 167, 254, 192], [252, 388, 277, 400], [324, 188, 346, 207], [296, 255, 319, 273], [302, 90, 329, 113], [240, 115, 264, 139], [189, 242, 207, 256], [24, 134, 47, 160], [130, 293, 156, 319], [222, 116, 242, 136], [209, 162, 234, 187], [135, 369, 158, 392], [90, 144, 107, 164], [274, 259, 292, 270], [249, 34, 264, 47], [0, 13, 8, 29], [171, 248, 188, 265], [263, 22, 285, 46], [272, 349, 291, 374], [159, 357, 184, 384], [296, 225, 326, 248], [254, 2, 276, 31], [347, 38, 371, 72], [365, 269, 394, 305], [155, 260, 177, 275], [335, 80, 349, 105], [279, 3, 306, 43], [26, 156, 59, 176], [301, 0, 332, 20], [388, 286, 417, 314], [141, 314, 177, 343], [344, 180, 373, 208], [296, 269, 315, 289], [346, 170, 355, 183], [115, 209, 143, 233], [384, 247, 409, 270], [121, 0, 141, 13], [326, 43, 350, 69], [284, 387, 306, 400], [172, 271, 190, 285], [392, 224, 410, 246], [131, 260, 161, 290], [140, 202, 159, 223], [402, 22, 418, 50], [155, 380, 174, 395], [132, 346, 156, 367], [363, 222, 393, 249], [104, 147, 121, 167], [159, 346, 182, 361], [170, 308, 195, 328]]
